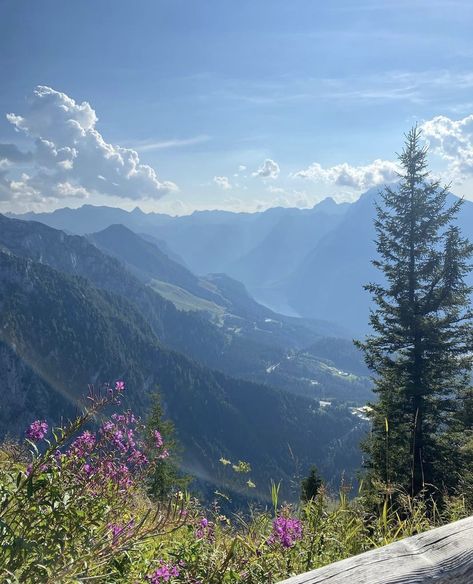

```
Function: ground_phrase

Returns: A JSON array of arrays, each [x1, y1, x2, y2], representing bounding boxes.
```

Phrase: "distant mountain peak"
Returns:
[[312, 196, 350, 216], [315, 196, 336, 207], [98, 223, 136, 236], [313, 196, 338, 211]]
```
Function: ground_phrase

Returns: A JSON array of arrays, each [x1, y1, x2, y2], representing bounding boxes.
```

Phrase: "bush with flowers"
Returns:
[[0, 382, 470, 583]]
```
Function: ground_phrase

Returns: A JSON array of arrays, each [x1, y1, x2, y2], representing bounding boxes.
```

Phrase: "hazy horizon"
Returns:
[[2, 0, 473, 216]]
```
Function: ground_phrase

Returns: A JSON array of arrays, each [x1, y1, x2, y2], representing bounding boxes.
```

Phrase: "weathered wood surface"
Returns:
[[279, 515, 473, 584]]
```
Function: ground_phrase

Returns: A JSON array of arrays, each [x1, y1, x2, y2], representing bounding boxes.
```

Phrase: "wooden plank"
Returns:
[[278, 516, 473, 584]]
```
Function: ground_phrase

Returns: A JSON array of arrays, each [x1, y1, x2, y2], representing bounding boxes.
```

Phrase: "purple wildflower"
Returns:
[[268, 516, 303, 548], [147, 560, 181, 583], [115, 380, 125, 392], [154, 430, 164, 449], [68, 430, 96, 458], [101, 420, 115, 434], [25, 462, 48, 477], [112, 412, 136, 425], [108, 522, 124, 545], [25, 420, 48, 442], [107, 519, 135, 546], [127, 449, 149, 467], [195, 517, 214, 541], [104, 461, 132, 491]]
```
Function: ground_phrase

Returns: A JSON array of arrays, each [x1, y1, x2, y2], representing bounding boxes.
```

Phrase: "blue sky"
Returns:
[[1, 0, 473, 214]]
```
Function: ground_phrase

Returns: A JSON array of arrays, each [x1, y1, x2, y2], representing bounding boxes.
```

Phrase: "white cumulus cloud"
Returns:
[[0, 85, 177, 204], [421, 114, 473, 179], [213, 175, 232, 190], [294, 159, 399, 190], [252, 158, 280, 179]]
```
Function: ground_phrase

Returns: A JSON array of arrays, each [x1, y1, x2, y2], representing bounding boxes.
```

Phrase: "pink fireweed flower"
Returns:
[[88, 413, 150, 492], [115, 380, 125, 392], [153, 430, 169, 459], [127, 449, 149, 467], [25, 420, 48, 442], [268, 516, 303, 548], [108, 522, 124, 545], [147, 560, 181, 583], [195, 517, 214, 541], [68, 430, 96, 458], [25, 463, 48, 477], [112, 412, 136, 425], [107, 519, 135, 546], [104, 461, 132, 490], [154, 430, 164, 449]]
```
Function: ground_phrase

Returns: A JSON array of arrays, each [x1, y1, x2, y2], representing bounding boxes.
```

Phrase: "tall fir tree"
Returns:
[[357, 127, 473, 499], [301, 466, 323, 502]]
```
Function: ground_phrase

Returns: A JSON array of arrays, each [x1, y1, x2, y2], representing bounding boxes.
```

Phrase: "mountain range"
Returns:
[[14, 187, 473, 335], [13, 185, 466, 497], [0, 213, 369, 499]]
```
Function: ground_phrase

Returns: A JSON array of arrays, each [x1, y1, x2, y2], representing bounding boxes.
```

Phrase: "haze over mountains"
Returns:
[[7, 185, 471, 498], [0, 213, 369, 499], [13, 187, 473, 334]]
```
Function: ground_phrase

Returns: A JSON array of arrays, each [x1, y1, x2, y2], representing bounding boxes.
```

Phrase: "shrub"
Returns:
[[0, 382, 470, 583]]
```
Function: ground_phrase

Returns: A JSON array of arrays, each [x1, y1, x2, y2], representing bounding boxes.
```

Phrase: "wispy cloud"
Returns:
[[131, 135, 211, 152], [337, 0, 473, 12], [202, 70, 473, 108]]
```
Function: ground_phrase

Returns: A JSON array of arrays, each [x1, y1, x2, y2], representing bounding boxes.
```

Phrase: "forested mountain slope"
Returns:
[[0, 249, 365, 498], [0, 215, 369, 403]]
